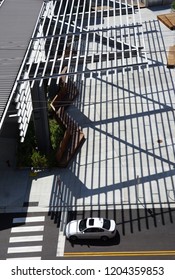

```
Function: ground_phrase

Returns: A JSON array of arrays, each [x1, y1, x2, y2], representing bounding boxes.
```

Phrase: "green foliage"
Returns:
[[172, 1, 175, 10], [49, 119, 65, 150], [31, 150, 48, 168], [17, 119, 65, 168]]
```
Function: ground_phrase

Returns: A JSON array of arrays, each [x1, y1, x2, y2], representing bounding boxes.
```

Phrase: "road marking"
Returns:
[[11, 225, 44, 233], [13, 216, 45, 223], [7, 246, 42, 254], [57, 231, 66, 257], [64, 250, 175, 257], [6, 214, 45, 260], [9, 235, 43, 243], [56, 210, 67, 257], [6, 257, 41, 260]]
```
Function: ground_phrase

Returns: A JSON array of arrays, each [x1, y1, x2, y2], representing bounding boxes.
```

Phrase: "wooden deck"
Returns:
[[157, 13, 175, 30]]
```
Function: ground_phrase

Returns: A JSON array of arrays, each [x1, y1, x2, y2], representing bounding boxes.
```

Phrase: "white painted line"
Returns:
[[56, 231, 66, 257], [56, 211, 67, 257], [6, 257, 41, 260], [9, 235, 43, 243], [25, 207, 49, 213], [7, 246, 42, 254], [11, 226, 44, 233], [13, 216, 45, 224]]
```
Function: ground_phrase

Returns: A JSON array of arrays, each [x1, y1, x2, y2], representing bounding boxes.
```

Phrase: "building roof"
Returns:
[[0, 0, 43, 129]]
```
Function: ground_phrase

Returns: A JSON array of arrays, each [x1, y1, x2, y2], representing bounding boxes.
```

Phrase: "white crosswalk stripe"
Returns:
[[11, 225, 44, 233], [9, 235, 43, 243], [6, 215, 45, 260], [13, 216, 45, 223], [8, 246, 42, 254]]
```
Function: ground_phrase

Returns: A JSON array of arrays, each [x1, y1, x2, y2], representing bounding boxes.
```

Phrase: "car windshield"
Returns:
[[103, 219, 111, 230], [79, 218, 87, 231]]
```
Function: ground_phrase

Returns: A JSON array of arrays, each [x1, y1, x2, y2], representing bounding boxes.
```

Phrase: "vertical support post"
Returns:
[[31, 81, 51, 154]]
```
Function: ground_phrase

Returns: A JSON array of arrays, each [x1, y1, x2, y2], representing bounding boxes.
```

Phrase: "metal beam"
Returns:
[[18, 60, 148, 83], [31, 23, 142, 41]]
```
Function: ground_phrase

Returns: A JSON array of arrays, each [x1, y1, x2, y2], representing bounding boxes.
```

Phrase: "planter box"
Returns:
[[144, 0, 173, 6], [56, 129, 71, 162]]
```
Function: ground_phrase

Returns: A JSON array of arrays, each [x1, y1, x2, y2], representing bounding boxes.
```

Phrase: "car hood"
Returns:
[[65, 220, 80, 238]]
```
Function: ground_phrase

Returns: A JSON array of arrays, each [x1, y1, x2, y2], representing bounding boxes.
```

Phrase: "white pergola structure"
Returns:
[[15, 0, 148, 144]]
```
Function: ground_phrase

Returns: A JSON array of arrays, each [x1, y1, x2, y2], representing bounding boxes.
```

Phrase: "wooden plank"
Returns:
[[167, 13, 175, 26], [157, 15, 173, 29], [157, 14, 175, 30], [167, 45, 175, 68]]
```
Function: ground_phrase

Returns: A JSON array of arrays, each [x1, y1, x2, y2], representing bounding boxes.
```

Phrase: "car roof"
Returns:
[[86, 217, 104, 228]]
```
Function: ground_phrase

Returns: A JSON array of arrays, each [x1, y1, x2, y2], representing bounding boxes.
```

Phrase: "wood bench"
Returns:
[[167, 45, 175, 68], [157, 13, 175, 30]]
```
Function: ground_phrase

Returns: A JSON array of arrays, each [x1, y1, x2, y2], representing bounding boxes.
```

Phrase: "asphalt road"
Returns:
[[0, 211, 60, 260], [0, 207, 175, 260], [64, 207, 175, 260]]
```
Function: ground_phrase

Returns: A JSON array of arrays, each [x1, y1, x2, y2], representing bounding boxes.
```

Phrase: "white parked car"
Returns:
[[65, 217, 117, 241]]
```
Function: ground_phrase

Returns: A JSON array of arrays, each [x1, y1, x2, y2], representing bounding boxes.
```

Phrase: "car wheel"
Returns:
[[101, 236, 109, 241], [70, 235, 78, 241]]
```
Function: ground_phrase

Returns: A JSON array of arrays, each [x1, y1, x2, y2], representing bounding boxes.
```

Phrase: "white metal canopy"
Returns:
[[15, 0, 148, 142], [17, 0, 148, 86]]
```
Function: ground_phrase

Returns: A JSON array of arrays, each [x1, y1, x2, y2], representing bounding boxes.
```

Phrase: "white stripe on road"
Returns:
[[56, 231, 66, 257], [7, 246, 42, 254], [9, 235, 43, 243], [6, 257, 41, 260], [13, 216, 45, 224], [56, 211, 67, 257], [11, 226, 44, 233]]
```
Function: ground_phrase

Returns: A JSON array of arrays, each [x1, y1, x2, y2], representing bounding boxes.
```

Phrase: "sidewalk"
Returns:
[[0, 166, 58, 213], [0, 137, 55, 213]]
